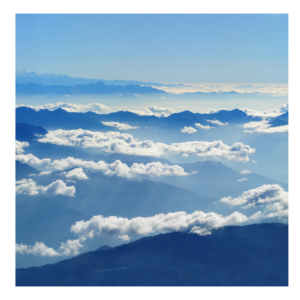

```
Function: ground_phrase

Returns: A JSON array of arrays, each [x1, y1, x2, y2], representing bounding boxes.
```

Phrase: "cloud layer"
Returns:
[[16, 178, 75, 196], [16, 153, 189, 178], [102, 121, 139, 130], [37, 129, 255, 162], [127, 106, 175, 117], [243, 120, 288, 133], [242, 104, 288, 118]]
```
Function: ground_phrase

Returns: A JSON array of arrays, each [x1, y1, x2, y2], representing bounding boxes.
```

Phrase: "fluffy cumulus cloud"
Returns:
[[61, 167, 89, 180], [242, 104, 288, 118], [17, 102, 111, 114], [207, 120, 228, 126], [220, 184, 288, 216], [127, 106, 175, 117], [16, 178, 75, 196], [16, 153, 189, 179], [16, 141, 29, 154], [243, 120, 288, 133], [181, 126, 197, 134], [37, 129, 255, 162], [16, 242, 60, 257], [16, 238, 84, 257], [70, 210, 261, 242], [195, 123, 213, 130], [102, 121, 139, 130]]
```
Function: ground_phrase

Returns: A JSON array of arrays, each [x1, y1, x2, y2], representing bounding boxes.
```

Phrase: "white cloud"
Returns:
[[237, 178, 247, 182], [220, 184, 288, 210], [17, 102, 111, 114], [182, 153, 189, 157], [102, 121, 139, 130], [16, 153, 189, 179], [207, 120, 228, 126], [150, 84, 288, 96], [16, 153, 51, 167], [16, 242, 60, 257], [16, 141, 29, 154], [29, 170, 52, 177], [243, 120, 288, 133], [195, 123, 213, 130], [70, 210, 260, 242], [181, 126, 198, 134], [37, 129, 255, 162], [118, 235, 130, 241], [16, 178, 75, 197], [61, 167, 89, 180], [127, 106, 175, 117], [240, 170, 251, 175], [242, 104, 288, 118], [59, 239, 84, 256], [252, 160, 257, 164]]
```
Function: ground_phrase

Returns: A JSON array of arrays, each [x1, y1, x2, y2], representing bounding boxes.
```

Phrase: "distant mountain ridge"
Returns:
[[16, 82, 165, 95], [16, 107, 262, 131], [16, 70, 184, 87]]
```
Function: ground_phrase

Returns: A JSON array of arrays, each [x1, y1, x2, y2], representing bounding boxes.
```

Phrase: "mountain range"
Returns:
[[16, 82, 165, 95], [16, 223, 288, 286]]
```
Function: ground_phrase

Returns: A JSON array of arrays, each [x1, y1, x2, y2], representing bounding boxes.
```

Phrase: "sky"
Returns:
[[16, 14, 288, 83]]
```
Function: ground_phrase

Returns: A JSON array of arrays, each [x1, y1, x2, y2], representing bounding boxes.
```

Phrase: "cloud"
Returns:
[[195, 123, 213, 130], [207, 120, 228, 126], [16, 153, 51, 167], [151, 84, 288, 96], [252, 160, 257, 164], [127, 106, 175, 117], [16, 141, 29, 154], [37, 129, 255, 162], [16, 242, 60, 257], [243, 120, 288, 133], [16, 153, 189, 179], [61, 167, 89, 180], [102, 121, 139, 130], [220, 184, 288, 209], [59, 239, 84, 256], [181, 126, 197, 134], [240, 170, 251, 175], [242, 104, 288, 118], [17, 102, 111, 114], [70, 210, 261, 242], [182, 153, 189, 157], [16, 178, 75, 196], [237, 178, 247, 182], [29, 170, 52, 177]]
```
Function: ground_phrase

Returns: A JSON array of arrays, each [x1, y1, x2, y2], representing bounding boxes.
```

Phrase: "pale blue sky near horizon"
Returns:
[[16, 14, 288, 84]]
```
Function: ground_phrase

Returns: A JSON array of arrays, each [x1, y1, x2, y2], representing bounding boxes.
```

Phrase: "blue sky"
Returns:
[[16, 14, 288, 83]]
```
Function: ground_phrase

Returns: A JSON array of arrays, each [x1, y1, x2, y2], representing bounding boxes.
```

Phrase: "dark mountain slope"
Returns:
[[16, 122, 48, 141], [16, 223, 288, 286], [16, 161, 38, 180]]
